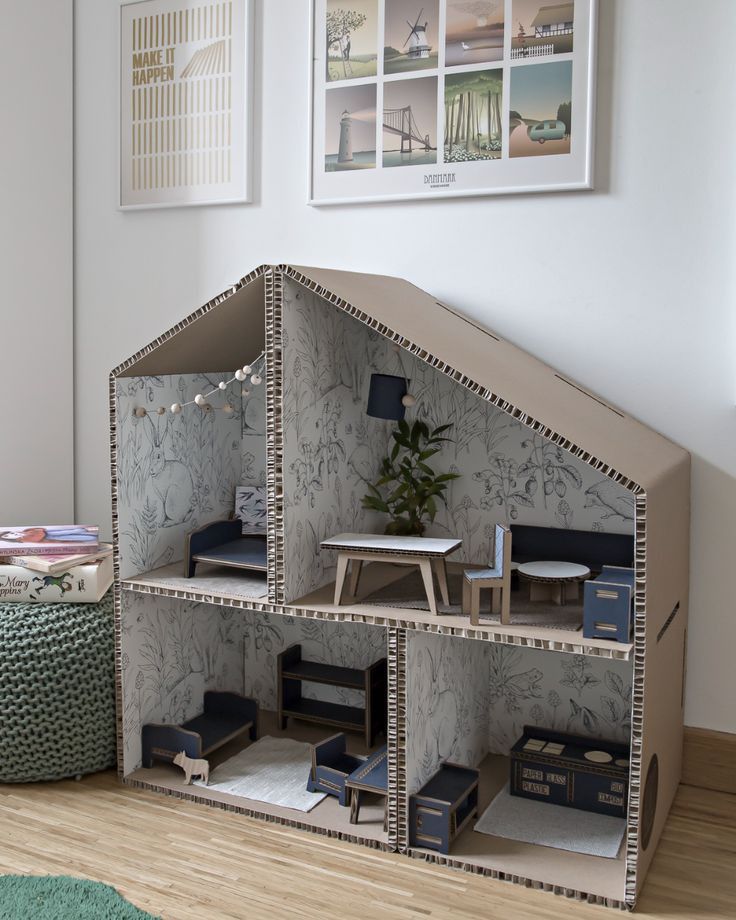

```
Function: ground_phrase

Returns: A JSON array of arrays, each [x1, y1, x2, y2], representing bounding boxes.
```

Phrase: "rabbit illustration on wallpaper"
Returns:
[[143, 413, 195, 527]]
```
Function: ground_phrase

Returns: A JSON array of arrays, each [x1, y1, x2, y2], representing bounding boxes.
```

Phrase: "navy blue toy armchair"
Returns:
[[307, 733, 365, 806]]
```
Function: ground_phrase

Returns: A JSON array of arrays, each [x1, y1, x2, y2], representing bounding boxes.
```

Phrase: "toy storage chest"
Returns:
[[510, 726, 629, 818]]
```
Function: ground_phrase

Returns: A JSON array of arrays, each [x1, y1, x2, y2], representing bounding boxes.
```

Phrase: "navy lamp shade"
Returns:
[[367, 373, 409, 421]]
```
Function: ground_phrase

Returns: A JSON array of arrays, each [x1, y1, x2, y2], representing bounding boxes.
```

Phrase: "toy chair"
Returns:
[[307, 733, 365, 806], [462, 524, 512, 625]]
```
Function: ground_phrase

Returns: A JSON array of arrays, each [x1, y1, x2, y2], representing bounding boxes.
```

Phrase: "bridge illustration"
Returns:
[[383, 106, 435, 154]]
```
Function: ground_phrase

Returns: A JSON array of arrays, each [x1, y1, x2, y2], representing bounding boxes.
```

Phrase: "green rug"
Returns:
[[0, 876, 160, 920]]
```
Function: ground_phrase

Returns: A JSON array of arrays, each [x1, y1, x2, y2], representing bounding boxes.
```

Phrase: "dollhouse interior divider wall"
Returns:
[[110, 264, 690, 910]]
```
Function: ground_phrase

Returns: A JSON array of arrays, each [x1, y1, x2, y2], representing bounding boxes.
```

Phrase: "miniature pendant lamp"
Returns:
[[366, 345, 416, 421], [367, 374, 410, 421]]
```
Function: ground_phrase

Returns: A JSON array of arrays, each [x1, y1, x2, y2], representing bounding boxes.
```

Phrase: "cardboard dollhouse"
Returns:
[[110, 264, 690, 910]]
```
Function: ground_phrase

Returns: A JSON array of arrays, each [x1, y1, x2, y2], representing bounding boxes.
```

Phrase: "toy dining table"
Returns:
[[320, 533, 462, 616]]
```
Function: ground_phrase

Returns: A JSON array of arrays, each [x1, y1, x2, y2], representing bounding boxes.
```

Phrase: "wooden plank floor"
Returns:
[[0, 772, 733, 919]]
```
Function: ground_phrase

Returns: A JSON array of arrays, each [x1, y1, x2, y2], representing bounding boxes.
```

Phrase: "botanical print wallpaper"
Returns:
[[116, 368, 266, 580], [240, 353, 268, 489], [121, 592, 246, 774], [281, 279, 394, 601], [398, 351, 636, 560], [406, 631, 490, 795], [280, 279, 635, 595], [121, 592, 386, 774], [405, 632, 633, 794]]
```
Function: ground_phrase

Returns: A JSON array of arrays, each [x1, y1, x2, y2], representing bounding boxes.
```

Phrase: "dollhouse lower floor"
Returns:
[[119, 586, 634, 907]]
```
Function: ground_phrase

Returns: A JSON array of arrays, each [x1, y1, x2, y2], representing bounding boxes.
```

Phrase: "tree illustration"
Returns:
[[326, 10, 366, 79], [444, 70, 503, 159], [557, 101, 572, 136]]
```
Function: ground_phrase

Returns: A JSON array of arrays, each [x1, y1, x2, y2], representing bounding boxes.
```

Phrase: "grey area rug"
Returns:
[[474, 784, 626, 858], [362, 571, 584, 631], [193, 736, 326, 812]]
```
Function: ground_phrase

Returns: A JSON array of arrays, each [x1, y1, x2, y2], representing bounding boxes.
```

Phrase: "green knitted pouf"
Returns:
[[0, 593, 116, 783]]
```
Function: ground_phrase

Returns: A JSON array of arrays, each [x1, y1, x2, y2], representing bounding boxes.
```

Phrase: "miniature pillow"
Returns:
[[235, 485, 267, 534]]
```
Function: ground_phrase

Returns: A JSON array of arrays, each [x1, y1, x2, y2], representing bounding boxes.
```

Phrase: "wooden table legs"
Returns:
[[418, 559, 438, 615], [333, 557, 365, 605], [334, 554, 350, 606], [432, 558, 450, 606], [349, 559, 363, 597], [332, 551, 450, 615], [350, 788, 360, 824], [348, 788, 388, 830]]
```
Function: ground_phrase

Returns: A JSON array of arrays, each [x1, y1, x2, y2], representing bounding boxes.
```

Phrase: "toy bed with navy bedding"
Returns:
[[184, 518, 267, 578]]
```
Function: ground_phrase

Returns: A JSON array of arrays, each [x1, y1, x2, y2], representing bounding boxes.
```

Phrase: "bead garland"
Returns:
[[133, 352, 265, 419]]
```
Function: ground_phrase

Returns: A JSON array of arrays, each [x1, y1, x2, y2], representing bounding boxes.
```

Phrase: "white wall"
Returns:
[[0, 0, 74, 522], [74, 0, 736, 734]]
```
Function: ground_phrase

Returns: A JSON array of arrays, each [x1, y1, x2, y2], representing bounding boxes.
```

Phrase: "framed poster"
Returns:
[[120, 0, 253, 209], [309, 0, 596, 205]]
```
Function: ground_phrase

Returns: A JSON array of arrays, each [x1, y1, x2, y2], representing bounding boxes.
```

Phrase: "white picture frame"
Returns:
[[120, 0, 254, 209], [309, 0, 597, 205]]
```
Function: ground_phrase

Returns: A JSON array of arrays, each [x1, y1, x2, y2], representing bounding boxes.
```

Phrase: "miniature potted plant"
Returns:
[[362, 420, 460, 536]]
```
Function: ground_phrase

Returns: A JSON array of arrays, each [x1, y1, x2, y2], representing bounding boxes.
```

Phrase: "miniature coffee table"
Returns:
[[321, 533, 462, 616], [346, 744, 388, 828], [517, 561, 591, 605]]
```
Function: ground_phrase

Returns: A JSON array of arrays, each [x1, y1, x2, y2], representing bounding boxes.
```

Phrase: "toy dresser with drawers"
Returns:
[[510, 726, 630, 818], [583, 566, 636, 643]]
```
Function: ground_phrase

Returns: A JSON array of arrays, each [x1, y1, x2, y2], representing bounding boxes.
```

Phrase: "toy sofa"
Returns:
[[510, 524, 634, 573]]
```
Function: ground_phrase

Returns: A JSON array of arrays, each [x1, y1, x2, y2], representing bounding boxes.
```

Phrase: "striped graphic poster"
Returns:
[[120, 0, 253, 208]]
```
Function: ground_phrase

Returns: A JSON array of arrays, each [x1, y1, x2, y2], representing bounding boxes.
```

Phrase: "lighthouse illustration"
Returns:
[[338, 110, 353, 163]]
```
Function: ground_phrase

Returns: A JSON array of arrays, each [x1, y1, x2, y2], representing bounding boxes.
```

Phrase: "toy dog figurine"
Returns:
[[173, 750, 210, 785]]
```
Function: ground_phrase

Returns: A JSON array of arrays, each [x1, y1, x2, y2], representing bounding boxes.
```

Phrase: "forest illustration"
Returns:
[[445, 69, 503, 162]]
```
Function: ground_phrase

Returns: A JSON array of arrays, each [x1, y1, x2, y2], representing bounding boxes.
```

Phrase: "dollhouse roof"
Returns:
[[112, 263, 688, 493]]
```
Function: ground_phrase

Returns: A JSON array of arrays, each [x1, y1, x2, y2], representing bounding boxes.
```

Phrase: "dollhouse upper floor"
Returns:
[[111, 264, 689, 661]]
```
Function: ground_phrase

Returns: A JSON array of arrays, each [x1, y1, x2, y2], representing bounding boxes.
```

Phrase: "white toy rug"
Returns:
[[194, 736, 326, 812], [474, 784, 626, 858]]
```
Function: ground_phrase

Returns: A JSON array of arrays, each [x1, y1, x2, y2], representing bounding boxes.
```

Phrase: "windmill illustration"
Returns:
[[404, 8, 431, 59]]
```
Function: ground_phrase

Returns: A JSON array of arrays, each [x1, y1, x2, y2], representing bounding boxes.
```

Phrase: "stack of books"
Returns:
[[0, 526, 113, 603]]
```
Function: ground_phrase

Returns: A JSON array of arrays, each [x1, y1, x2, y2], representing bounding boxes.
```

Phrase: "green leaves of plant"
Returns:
[[361, 419, 461, 533]]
